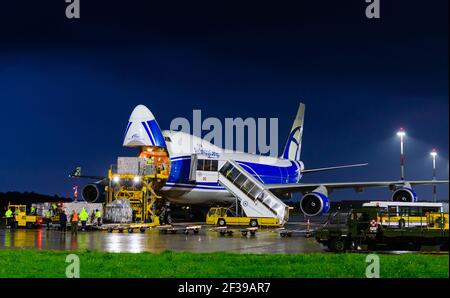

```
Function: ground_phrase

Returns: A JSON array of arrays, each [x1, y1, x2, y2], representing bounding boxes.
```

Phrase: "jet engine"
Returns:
[[392, 187, 417, 202], [300, 186, 330, 217], [82, 184, 105, 203]]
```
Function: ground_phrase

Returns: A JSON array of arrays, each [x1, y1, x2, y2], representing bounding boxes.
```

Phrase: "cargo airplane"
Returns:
[[71, 103, 448, 223]]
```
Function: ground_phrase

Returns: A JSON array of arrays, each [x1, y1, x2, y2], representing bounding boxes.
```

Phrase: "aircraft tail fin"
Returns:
[[71, 167, 81, 177], [282, 103, 305, 161]]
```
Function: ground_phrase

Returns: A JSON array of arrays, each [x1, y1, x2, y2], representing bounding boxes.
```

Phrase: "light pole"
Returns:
[[396, 128, 406, 180], [430, 148, 438, 202]]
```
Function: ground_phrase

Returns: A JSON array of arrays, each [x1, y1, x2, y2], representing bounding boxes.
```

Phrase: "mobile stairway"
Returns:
[[218, 160, 290, 226]]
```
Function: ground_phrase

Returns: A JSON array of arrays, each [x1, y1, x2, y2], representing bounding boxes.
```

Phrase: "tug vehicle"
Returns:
[[8, 204, 42, 228]]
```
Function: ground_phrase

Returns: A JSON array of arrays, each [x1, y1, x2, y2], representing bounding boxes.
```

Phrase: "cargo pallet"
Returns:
[[275, 228, 314, 238], [210, 226, 258, 237], [99, 223, 157, 233], [157, 225, 202, 235]]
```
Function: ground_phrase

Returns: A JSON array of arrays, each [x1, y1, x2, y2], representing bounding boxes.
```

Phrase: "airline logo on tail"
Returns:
[[282, 103, 305, 161]]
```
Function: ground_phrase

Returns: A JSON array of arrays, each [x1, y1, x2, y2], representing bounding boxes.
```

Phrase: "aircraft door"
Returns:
[[195, 158, 219, 183], [189, 154, 198, 181]]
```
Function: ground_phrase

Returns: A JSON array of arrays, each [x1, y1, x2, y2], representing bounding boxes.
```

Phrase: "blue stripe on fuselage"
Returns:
[[141, 121, 155, 145], [124, 121, 132, 138], [147, 120, 166, 147], [167, 157, 300, 186]]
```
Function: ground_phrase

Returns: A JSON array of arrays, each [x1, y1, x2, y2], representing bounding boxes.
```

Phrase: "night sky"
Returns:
[[0, 0, 448, 201]]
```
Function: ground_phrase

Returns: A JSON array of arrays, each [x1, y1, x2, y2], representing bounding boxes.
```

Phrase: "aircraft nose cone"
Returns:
[[123, 104, 166, 148], [129, 104, 155, 121]]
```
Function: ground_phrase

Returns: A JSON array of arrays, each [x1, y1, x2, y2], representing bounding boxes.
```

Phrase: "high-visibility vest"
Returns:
[[71, 213, 79, 222], [31, 207, 35, 213], [79, 211, 89, 221], [95, 211, 101, 218], [45, 211, 52, 218], [5, 210, 13, 218]]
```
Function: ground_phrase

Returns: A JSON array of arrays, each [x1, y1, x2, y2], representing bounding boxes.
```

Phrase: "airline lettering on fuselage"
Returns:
[[194, 147, 220, 158]]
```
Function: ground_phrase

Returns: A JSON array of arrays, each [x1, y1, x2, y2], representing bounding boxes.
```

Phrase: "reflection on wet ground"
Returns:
[[0, 225, 325, 253]]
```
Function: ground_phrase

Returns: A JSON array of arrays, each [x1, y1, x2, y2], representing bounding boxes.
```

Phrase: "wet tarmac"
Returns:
[[0, 223, 325, 254]]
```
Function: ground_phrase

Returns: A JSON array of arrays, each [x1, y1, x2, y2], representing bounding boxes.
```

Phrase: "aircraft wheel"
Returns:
[[249, 219, 258, 227], [329, 238, 346, 252], [218, 219, 226, 226], [128, 228, 134, 233]]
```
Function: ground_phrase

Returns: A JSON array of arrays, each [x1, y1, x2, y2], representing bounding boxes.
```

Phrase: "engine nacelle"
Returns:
[[300, 187, 330, 216], [392, 187, 417, 202], [82, 184, 105, 203]]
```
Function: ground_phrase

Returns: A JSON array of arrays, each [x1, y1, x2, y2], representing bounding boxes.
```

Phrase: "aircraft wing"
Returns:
[[301, 163, 368, 174], [266, 180, 449, 194]]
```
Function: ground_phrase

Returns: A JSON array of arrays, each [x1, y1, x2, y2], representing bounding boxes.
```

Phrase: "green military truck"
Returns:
[[315, 206, 449, 252]]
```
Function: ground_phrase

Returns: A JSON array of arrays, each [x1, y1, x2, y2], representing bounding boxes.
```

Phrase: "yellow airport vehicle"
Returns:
[[106, 151, 170, 225], [363, 201, 445, 229], [206, 207, 280, 227], [7, 204, 42, 228], [427, 212, 448, 230]]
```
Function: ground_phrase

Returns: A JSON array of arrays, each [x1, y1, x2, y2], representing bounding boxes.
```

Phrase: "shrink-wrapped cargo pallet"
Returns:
[[104, 199, 133, 223], [117, 157, 147, 175]]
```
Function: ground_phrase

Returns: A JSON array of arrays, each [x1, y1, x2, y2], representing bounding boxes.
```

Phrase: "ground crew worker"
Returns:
[[30, 206, 35, 215], [59, 210, 67, 232], [4, 208, 13, 228], [79, 208, 89, 231], [11, 207, 19, 228], [95, 209, 102, 226], [146, 157, 154, 175], [70, 211, 79, 235], [51, 203, 57, 216], [90, 211, 96, 224], [44, 209, 52, 230]]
